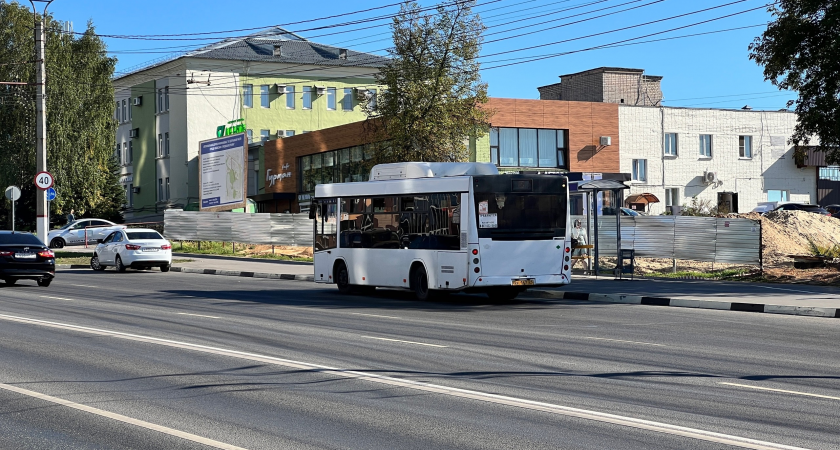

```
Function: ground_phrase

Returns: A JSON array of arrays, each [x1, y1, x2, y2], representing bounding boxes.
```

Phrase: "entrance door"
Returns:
[[818, 175, 840, 206]]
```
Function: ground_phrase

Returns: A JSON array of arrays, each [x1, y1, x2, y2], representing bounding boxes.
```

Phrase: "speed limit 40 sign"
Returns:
[[34, 171, 54, 190]]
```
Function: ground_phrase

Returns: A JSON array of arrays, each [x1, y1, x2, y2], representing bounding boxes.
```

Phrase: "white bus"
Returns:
[[311, 162, 572, 301]]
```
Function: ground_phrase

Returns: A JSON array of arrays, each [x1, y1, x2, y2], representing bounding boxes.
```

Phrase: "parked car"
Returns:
[[823, 204, 840, 218], [772, 203, 832, 216], [48, 219, 123, 248], [751, 203, 777, 215], [620, 207, 641, 216], [0, 231, 55, 286], [90, 228, 172, 272]]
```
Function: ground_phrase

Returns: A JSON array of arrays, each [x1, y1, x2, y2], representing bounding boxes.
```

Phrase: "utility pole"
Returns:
[[30, 0, 53, 244]]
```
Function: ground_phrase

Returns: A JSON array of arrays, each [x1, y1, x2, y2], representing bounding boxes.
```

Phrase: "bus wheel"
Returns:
[[411, 265, 433, 301], [487, 288, 521, 301], [335, 261, 352, 295]]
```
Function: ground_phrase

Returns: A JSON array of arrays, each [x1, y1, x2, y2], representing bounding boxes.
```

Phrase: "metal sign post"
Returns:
[[5, 186, 21, 232]]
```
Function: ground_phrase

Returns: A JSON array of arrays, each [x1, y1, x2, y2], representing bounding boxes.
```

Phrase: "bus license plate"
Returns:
[[511, 279, 535, 286]]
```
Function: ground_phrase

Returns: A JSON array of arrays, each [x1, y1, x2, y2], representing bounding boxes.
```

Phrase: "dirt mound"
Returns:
[[727, 210, 840, 264]]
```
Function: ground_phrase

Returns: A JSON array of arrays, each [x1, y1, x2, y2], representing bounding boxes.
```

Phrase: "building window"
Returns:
[[342, 88, 353, 111], [302, 86, 312, 109], [632, 159, 647, 182], [260, 85, 270, 108], [699, 134, 712, 158], [165, 177, 170, 201], [493, 127, 568, 168], [767, 190, 789, 203], [285, 85, 295, 109], [367, 88, 377, 110], [665, 188, 680, 206], [116, 102, 120, 122], [819, 166, 840, 181], [158, 178, 163, 202], [116, 143, 121, 164], [128, 99, 132, 121], [127, 184, 133, 207], [158, 89, 164, 113], [158, 134, 163, 157], [739, 135, 752, 158], [164, 132, 170, 156], [285, 130, 295, 138], [327, 87, 336, 110], [128, 141, 133, 164], [260, 129, 270, 143], [664, 133, 677, 156], [121, 99, 127, 123], [246, 129, 253, 143], [243, 84, 253, 108], [164, 86, 169, 111], [299, 144, 372, 192]]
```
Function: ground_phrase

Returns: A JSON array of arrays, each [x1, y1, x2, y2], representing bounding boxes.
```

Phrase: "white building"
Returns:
[[618, 105, 814, 215]]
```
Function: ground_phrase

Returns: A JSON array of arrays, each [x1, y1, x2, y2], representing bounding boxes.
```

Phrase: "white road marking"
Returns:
[[360, 336, 448, 348], [582, 337, 665, 347], [0, 382, 246, 450], [40, 296, 74, 301], [70, 284, 98, 288], [720, 382, 840, 401], [177, 313, 221, 319], [350, 313, 401, 319], [0, 313, 810, 450]]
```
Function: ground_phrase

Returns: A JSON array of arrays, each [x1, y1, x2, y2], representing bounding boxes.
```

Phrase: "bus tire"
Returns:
[[487, 288, 521, 301], [410, 264, 434, 301], [334, 261, 353, 295]]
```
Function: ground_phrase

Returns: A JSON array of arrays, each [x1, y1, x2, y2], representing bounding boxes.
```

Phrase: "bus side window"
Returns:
[[314, 200, 338, 251]]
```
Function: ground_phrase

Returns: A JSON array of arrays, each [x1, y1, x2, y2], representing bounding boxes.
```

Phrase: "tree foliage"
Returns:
[[749, 1, 840, 163], [0, 1, 123, 230], [365, 0, 492, 164]]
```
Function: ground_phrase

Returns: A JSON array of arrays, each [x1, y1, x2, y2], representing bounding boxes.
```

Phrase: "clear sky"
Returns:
[[48, 0, 794, 110]]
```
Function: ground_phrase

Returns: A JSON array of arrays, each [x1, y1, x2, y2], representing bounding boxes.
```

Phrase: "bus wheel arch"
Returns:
[[333, 259, 352, 295], [409, 261, 433, 301]]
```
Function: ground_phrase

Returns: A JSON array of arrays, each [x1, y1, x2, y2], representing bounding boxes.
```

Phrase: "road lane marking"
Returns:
[[582, 337, 665, 347], [350, 313, 401, 319], [0, 382, 246, 450], [720, 382, 840, 401], [177, 313, 221, 319], [360, 336, 447, 348], [40, 296, 74, 301], [70, 284, 97, 288], [0, 312, 809, 450]]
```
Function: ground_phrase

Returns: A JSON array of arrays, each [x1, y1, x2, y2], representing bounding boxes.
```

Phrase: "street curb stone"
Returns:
[[525, 289, 839, 319], [57, 264, 315, 282]]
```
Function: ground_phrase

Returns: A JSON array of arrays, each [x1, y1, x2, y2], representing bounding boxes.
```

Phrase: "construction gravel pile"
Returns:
[[727, 210, 840, 265]]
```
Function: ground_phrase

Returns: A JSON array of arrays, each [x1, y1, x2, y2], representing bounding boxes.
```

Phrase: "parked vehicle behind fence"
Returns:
[[48, 219, 123, 248]]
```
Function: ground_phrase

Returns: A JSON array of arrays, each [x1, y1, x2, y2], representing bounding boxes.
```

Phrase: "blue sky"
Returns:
[[49, 0, 793, 109]]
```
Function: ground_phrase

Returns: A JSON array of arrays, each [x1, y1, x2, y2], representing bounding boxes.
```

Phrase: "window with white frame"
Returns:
[[260, 85, 270, 108], [342, 88, 353, 111], [158, 178, 163, 202], [128, 99, 132, 120], [767, 189, 789, 203], [164, 86, 169, 111], [164, 132, 170, 156], [665, 188, 680, 206], [326, 87, 336, 110], [699, 134, 712, 157], [260, 129, 270, 142], [285, 130, 295, 138], [165, 177, 170, 201], [127, 184, 133, 207], [158, 134, 163, 157], [246, 129, 253, 143], [302, 86, 312, 109], [158, 89, 164, 113], [632, 159, 647, 182], [285, 85, 295, 109], [367, 88, 377, 110], [128, 141, 133, 164], [116, 143, 121, 164], [121, 99, 127, 123], [115, 102, 120, 122], [243, 85, 253, 108], [664, 133, 677, 156], [739, 135, 752, 158]]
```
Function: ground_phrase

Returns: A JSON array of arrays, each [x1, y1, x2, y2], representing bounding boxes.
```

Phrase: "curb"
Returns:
[[55, 264, 315, 282], [526, 289, 840, 319]]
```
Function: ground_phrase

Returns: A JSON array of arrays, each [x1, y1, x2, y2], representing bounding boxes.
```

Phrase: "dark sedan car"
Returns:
[[772, 203, 832, 216], [0, 231, 55, 286], [823, 204, 840, 218]]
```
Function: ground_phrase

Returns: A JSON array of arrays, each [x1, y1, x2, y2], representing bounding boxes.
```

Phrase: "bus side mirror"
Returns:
[[309, 204, 317, 220]]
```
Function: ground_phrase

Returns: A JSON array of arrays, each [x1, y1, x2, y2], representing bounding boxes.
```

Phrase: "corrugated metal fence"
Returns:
[[164, 210, 312, 247], [585, 216, 761, 265]]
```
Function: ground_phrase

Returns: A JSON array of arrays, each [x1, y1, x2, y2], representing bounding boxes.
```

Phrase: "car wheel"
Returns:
[[115, 255, 127, 273], [160, 264, 170, 272], [90, 254, 105, 271], [50, 238, 65, 249], [411, 265, 435, 301], [37, 278, 52, 287], [4, 278, 17, 286]]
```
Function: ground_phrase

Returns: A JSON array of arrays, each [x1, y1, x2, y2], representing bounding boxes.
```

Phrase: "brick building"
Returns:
[[537, 67, 663, 106]]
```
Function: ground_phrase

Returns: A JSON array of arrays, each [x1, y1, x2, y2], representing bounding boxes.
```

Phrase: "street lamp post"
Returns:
[[29, 0, 53, 244]]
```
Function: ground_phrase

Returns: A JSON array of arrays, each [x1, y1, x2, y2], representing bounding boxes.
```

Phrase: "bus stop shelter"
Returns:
[[570, 179, 630, 276]]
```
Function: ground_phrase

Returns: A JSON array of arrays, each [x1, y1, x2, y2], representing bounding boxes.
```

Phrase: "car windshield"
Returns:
[[799, 205, 827, 212], [126, 231, 163, 240], [0, 233, 45, 245]]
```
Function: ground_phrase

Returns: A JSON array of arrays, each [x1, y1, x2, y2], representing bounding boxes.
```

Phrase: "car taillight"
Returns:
[[38, 250, 54, 258], [0, 251, 12, 257], [161, 244, 171, 250], [125, 244, 141, 250]]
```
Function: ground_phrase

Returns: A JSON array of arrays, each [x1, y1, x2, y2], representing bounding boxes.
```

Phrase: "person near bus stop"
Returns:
[[571, 219, 589, 271], [66, 209, 75, 225]]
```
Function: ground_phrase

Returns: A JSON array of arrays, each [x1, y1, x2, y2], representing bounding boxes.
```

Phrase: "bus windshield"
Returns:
[[473, 175, 567, 241]]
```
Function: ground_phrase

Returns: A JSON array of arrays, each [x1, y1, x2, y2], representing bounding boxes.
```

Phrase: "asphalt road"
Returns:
[[0, 270, 837, 449]]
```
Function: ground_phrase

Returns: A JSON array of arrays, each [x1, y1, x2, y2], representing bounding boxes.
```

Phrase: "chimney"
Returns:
[[273, 45, 282, 57], [339, 49, 348, 60]]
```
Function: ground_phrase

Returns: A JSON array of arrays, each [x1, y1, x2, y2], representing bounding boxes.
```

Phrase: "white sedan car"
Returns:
[[90, 228, 172, 272], [48, 219, 123, 248]]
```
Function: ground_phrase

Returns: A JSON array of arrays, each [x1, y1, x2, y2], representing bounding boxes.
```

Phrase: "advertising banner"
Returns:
[[199, 133, 247, 211]]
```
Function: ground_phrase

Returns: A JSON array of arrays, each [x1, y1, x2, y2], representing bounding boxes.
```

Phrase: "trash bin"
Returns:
[[618, 249, 635, 279]]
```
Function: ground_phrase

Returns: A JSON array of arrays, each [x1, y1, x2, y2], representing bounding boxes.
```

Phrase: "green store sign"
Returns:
[[216, 118, 246, 138]]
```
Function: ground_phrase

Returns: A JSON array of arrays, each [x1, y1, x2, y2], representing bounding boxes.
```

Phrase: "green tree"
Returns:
[[749, 1, 840, 163], [0, 1, 123, 230], [364, 0, 492, 164]]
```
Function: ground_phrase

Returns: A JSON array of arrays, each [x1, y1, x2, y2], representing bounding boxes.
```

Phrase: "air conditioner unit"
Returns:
[[133, 96, 142, 106], [599, 136, 612, 146], [355, 88, 369, 100], [274, 83, 287, 93], [131, 186, 140, 194], [129, 128, 139, 138], [276, 130, 284, 138], [315, 86, 326, 96], [703, 171, 717, 184]]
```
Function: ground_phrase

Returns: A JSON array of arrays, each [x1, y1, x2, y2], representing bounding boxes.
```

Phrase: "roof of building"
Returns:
[[557, 67, 663, 81], [116, 27, 389, 81]]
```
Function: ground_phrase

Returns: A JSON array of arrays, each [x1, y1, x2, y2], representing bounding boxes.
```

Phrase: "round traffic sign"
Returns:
[[34, 171, 54, 190], [4, 186, 21, 202], [46, 187, 57, 201]]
